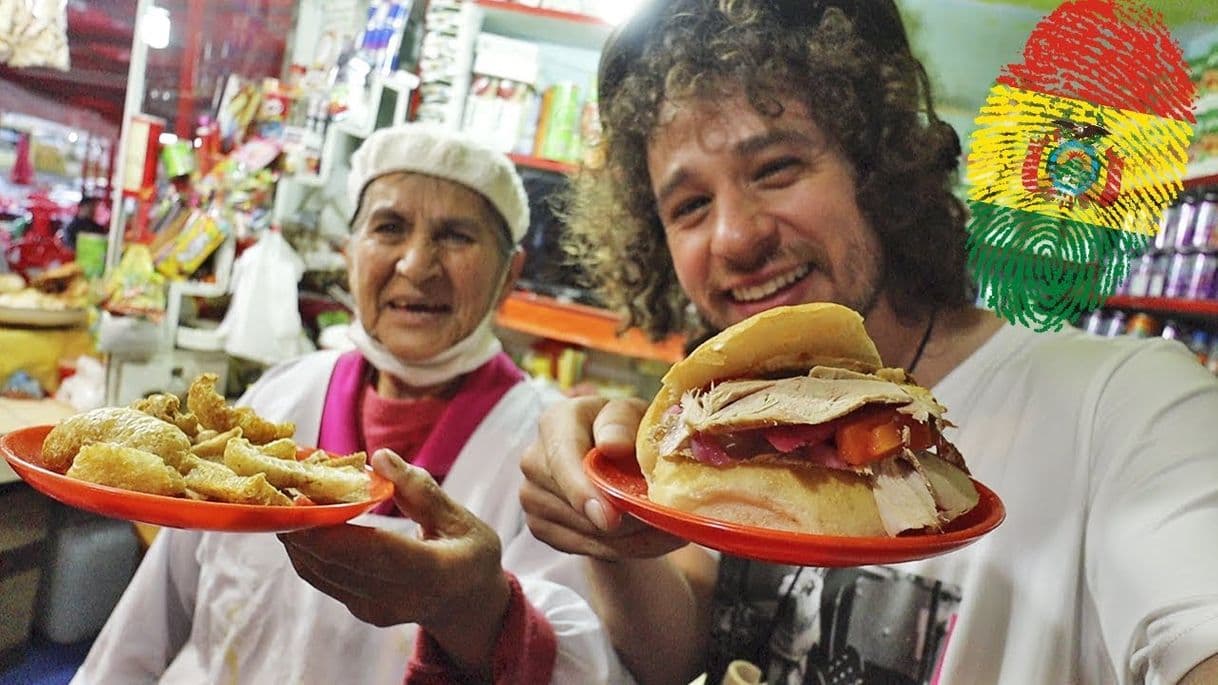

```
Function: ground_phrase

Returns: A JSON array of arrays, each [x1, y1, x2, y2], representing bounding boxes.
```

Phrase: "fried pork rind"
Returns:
[[303, 450, 367, 469], [129, 393, 201, 438], [179, 456, 292, 506], [224, 438, 370, 504], [66, 443, 187, 496], [258, 438, 298, 461], [187, 373, 295, 445], [51, 377, 370, 508], [190, 427, 243, 460], [44, 407, 192, 472]]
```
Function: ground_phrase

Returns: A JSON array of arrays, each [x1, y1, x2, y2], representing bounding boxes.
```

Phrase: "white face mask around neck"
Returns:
[[347, 251, 513, 389]]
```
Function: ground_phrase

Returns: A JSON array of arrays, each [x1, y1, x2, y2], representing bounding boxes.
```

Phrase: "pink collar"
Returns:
[[317, 350, 525, 499]]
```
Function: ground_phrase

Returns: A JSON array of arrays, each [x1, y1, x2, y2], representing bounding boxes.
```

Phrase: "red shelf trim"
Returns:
[[508, 153, 577, 175], [476, 0, 610, 27], [1105, 295, 1218, 318], [496, 290, 685, 364], [1183, 173, 1218, 191]]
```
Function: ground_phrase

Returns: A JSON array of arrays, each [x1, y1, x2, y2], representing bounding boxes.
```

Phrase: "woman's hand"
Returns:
[[519, 396, 688, 560], [279, 449, 510, 678]]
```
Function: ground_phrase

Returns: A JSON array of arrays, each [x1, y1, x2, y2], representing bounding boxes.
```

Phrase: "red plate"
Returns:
[[584, 448, 1005, 567], [2, 425, 394, 533]]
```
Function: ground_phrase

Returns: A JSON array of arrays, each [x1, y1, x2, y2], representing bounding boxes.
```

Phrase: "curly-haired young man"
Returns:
[[515, 2, 1218, 684]]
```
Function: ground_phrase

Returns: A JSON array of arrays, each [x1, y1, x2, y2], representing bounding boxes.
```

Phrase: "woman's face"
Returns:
[[348, 172, 521, 362], [647, 94, 883, 332]]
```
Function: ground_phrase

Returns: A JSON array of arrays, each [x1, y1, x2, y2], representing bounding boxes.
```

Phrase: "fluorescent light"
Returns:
[[594, 0, 645, 25], [142, 6, 171, 49]]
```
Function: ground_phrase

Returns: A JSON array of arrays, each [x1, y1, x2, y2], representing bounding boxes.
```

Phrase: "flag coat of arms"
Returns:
[[965, 0, 1196, 330]]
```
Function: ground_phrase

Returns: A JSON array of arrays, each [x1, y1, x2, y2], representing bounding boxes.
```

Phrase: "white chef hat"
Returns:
[[347, 123, 530, 244]]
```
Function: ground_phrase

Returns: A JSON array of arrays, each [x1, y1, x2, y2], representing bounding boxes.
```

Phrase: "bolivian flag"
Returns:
[[965, 0, 1195, 331]]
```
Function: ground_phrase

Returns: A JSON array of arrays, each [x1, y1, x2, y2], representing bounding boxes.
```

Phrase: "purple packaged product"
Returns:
[[1146, 254, 1171, 297], [1162, 252, 1193, 298], [1153, 202, 1179, 252], [1195, 191, 1218, 251], [1104, 311, 1128, 337], [1185, 252, 1217, 300], [1173, 193, 1200, 252]]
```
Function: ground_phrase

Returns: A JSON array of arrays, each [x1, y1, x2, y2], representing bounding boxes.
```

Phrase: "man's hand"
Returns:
[[519, 396, 687, 560]]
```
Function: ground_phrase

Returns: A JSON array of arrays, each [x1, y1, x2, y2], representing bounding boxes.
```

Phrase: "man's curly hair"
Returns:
[[559, 0, 973, 341]]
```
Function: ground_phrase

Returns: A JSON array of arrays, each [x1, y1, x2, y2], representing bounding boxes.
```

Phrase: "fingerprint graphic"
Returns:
[[965, 0, 1195, 331], [968, 203, 1151, 331]]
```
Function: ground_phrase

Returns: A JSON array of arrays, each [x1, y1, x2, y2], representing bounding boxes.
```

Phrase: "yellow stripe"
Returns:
[[966, 84, 1192, 235]]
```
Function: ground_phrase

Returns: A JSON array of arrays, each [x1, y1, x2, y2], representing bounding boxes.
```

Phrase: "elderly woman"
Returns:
[[72, 125, 627, 684]]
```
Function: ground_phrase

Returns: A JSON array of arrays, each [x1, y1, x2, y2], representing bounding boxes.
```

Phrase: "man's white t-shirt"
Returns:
[[703, 324, 1218, 685]]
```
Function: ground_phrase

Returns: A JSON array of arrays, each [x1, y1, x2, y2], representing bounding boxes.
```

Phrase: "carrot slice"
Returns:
[[835, 408, 935, 465]]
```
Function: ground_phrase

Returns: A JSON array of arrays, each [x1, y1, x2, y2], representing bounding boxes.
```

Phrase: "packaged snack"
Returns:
[[0, 0, 70, 70], [157, 211, 227, 280], [102, 244, 166, 320]]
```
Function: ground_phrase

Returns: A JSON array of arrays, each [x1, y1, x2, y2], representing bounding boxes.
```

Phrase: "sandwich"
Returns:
[[636, 303, 979, 537]]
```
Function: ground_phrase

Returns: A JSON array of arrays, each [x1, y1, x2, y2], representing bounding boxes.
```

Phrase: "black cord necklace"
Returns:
[[907, 309, 937, 375]]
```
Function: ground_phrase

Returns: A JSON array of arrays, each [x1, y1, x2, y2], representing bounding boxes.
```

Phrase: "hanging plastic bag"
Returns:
[[54, 355, 106, 411], [215, 231, 313, 366], [0, 0, 71, 71]]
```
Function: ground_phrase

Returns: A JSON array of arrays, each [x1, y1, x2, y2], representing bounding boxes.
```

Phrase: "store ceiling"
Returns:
[[0, 0, 1212, 142]]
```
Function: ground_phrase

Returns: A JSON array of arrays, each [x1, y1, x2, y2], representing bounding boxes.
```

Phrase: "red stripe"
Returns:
[[995, 0, 1195, 123]]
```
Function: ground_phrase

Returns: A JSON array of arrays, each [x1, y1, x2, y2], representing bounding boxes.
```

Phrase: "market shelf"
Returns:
[[477, 0, 613, 51], [477, 0, 610, 26], [1104, 295, 1218, 320], [1183, 172, 1218, 191], [509, 153, 576, 175], [495, 290, 685, 364]]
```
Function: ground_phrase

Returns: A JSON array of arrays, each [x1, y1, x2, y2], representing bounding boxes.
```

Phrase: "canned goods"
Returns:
[[1146, 254, 1171, 297], [1105, 311, 1128, 337], [1126, 313, 1162, 338], [1161, 319, 1183, 342], [1184, 252, 1218, 300], [1173, 193, 1200, 252], [1123, 253, 1154, 297], [1163, 252, 1194, 298], [1153, 202, 1180, 252], [1082, 310, 1109, 335], [1195, 191, 1218, 251]]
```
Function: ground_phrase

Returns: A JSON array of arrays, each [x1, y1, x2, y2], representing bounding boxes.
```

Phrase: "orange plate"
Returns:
[[584, 448, 1005, 567], [2, 425, 394, 533]]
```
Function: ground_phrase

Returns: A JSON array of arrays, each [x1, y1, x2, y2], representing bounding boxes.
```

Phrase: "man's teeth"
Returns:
[[730, 265, 811, 303]]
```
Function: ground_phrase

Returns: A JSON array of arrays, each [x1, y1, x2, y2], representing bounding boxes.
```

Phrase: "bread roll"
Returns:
[[639, 303, 880, 477], [637, 303, 967, 536]]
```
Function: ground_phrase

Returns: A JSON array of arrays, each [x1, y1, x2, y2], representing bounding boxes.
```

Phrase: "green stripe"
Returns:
[[966, 201, 1151, 332]]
